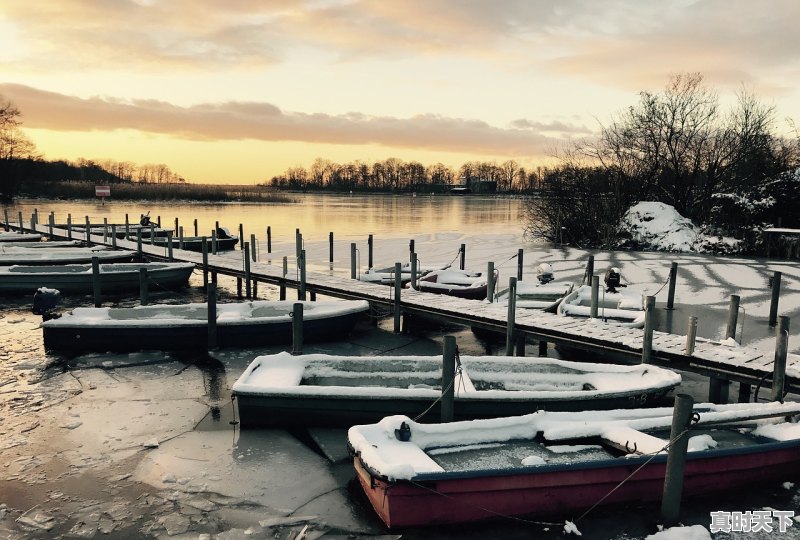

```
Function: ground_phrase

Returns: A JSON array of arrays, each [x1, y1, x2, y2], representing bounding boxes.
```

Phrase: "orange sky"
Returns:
[[2, 1, 799, 184]]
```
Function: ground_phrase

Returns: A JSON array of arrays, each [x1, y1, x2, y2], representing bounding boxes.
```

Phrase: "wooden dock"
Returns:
[[18, 223, 800, 396]]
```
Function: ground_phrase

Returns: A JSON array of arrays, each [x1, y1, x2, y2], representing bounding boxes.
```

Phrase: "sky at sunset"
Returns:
[[1, 0, 799, 185]]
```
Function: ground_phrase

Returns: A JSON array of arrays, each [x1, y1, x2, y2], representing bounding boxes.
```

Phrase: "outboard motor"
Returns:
[[536, 263, 555, 284], [139, 212, 151, 226], [216, 226, 232, 239], [33, 287, 61, 320], [604, 267, 625, 293]]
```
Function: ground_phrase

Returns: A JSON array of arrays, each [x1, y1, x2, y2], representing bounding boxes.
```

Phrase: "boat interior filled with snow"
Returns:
[[359, 262, 451, 285], [557, 267, 645, 327]]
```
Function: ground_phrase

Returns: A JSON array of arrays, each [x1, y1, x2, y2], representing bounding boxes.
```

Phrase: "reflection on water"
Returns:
[[6, 193, 527, 240]]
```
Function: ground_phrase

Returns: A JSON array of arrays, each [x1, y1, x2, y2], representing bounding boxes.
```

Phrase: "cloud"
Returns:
[[1, 83, 572, 157]]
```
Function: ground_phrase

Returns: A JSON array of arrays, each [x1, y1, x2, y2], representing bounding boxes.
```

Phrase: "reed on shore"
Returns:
[[21, 180, 295, 203]]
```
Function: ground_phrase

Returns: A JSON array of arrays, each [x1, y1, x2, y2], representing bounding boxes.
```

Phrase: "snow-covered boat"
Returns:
[[557, 268, 645, 327], [408, 268, 498, 300], [0, 262, 195, 294], [359, 262, 451, 285], [150, 231, 239, 252], [0, 246, 133, 265], [231, 353, 680, 427], [0, 240, 85, 248], [0, 232, 43, 242], [42, 300, 370, 352], [349, 401, 800, 528], [494, 263, 574, 311]]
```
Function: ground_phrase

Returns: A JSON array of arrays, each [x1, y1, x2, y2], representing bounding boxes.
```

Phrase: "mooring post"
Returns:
[[642, 295, 656, 364], [67, 214, 72, 239], [267, 226, 272, 253], [244, 242, 252, 299], [211, 229, 218, 255], [48, 213, 54, 240], [251, 233, 257, 262], [139, 267, 148, 305], [590, 275, 600, 318], [190, 218, 196, 237], [771, 316, 790, 402], [149, 223, 155, 245], [85, 216, 91, 244], [295, 229, 302, 260], [505, 277, 517, 356], [585, 255, 594, 285], [103, 218, 108, 244], [157, 215, 161, 228], [166, 231, 174, 261], [237, 276, 242, 299], [441, 335, 456, 423], [459, 243, 466, 270], [207, 283, 217, 350], [516, 249, 523, 281], [368, 234, 374, 269], [486, 262, 495, 302], [298, 249, 307, 301], [124, 214, 129, 239], [769, 271, 782, 327], [329, 232, 334, 264], [179, 226, 184, 250], [201, 237, 209, 291], [91, 256, 102, 307], [292, 302, 304, 355], [174, 217, 179, 235], [280, 256, 288, 300], [409, 239, 415, 256], [393, 262, 402, 333], [538, 340, 547, 356], [16, 211, 23, 232], [2, 209, 8, 231], [708, 378, 730, 404], [685, 316, 697, 355], [238, 224, 244, 250], [137, 232, 143, 260], [410, 252, 418, 290], [350, 243, 357, 279], [666, 262, 678, 309], [111, 225, 117, 249], [660, 393, 694, 526], [725, 295, 740, 340]]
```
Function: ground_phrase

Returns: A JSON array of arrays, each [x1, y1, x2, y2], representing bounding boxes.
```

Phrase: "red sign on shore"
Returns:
[[95, 185, 111, 197]]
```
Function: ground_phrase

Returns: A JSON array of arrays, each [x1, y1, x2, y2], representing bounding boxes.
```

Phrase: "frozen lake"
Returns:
[[1, 195, 799, 538]]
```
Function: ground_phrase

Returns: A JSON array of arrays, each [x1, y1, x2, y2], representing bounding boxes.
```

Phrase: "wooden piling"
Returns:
[[139, 267, 148, 305], [393, 262, 402, 334], [244, 242, 252, 299], [280, 256, 288, 300], [267, 226, 272, 253], [295, 229, 302, 260], [239, 224, 244, 249], [102, 218, 108, 244], [642, 295, 655, 363], [590, 275, 600, 318], [207, 283, 217, 350], [85, 216, 91, 244], [585, 255, 594, 285], [538, 340, 547, 357], [708, 378, 729, 404], [91, 256, 101, 307], [441, 335, 456, 423], [124, 214, 129, 239], [660, 393, 694, 526], [368, 234, 374, 269], [725, 295, 740, 340], [166, 231, 174, 261], [137, 232, 143, 260], [298, 250, 307, 301], [771, 316, 790, 402], [111, 225, 117, 249], [251, 234, 257, 261], [329, 232, 334, 263], [149, 223, 155, 245], [211, 229, 218, 255], [517, 249, 523, 281], [179, 227, 184, 250], [48, 213, 54, 240], [486, 262, 495, 302], [685, 316, 697, 355], [769, 271, 781, 327], [67, 215, 72, 239], [505, 277, 517, 356], [409, 239, 415, 256], [193, 218, 198, 237], [201, 237, 209, 290], [666, 262, 678, 309], [292, 302, 303, 355], [459, 244, 466, 270], [2, 209, 8, 231], [350, 243, 357, 279], [410, 252, 418, 290]]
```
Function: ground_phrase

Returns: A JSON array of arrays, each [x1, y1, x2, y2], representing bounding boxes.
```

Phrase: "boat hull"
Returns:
[[355, 440, 800, 528], [151, 236, 239, 252]]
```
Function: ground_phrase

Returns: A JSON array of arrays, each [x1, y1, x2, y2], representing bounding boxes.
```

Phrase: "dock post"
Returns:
[[725, 295, 740, 340], [17, 211, 23, 232], [67, 214, 72, 239], [486, 262, 495, 302], [538, 340, 547, 356], [237, 224, 244, 250], [111, 225, 117, 249], [265, 226, 271, 254], [193, 218, 198, 237], [769, 271, 781, 327], [207, 283, 217, 350], [590, 275, 600, 318], [329, 232, 334, 264], [251, 234, 257, 262], [771, 316, 790, 402], [85, 216, 91, 244], [167, 232, 174, 261], [2, 209, 7, 231], [505, 277, 517, 356], [585, 255, 594, 285], [737, 383, 752, 403], [137, 232, 143, 260], [517, 249, 523, 281], [157, 216, 161, 227], [48, 213, 54, 240], [174, 217, 179, 235], [211, 229, 218, 255], [149, 223, 155, 245], [244, 242, 252, 299], [298, 249, 307, 301], [91, 256, 102, 307], [292, 302, 303, 355], [124, 214, 129, 239], [410, 252, 418, 290], [685, 316, 697, 355], [295, 229, 302, 260], [409, 239, 414, 256], [350, 243, 357, 279], [459, 243, 466, 270], [642, 295, 656, 363], [237, 277, 242, 299], [368, 234, 374, 269], [179, 227, 184, 250], [441, 335, 456, 423], [708, 378, 729, 404], [660, 393, 694, 526], [201, 238, 209, 291], [139, 267, 148, 305], [280, 257, 288, 300], [393, 262, 402, 333], [103, 218, 108, 244], [666, 262, 678, 309]]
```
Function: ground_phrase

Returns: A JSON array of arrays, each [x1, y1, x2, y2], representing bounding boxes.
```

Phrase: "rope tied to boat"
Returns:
[[412, 345, 465, 422]]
